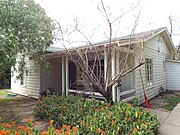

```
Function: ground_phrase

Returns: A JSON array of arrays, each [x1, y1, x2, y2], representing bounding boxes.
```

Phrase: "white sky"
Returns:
[[36, 0, 180, 46]]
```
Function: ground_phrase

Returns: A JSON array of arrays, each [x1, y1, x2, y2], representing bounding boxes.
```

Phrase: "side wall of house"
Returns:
[[11, 58, 40, 98], [135, 35, 171, 104], [166, 60, 180, 91]]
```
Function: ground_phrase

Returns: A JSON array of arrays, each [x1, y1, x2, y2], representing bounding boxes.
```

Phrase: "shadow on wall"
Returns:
[[0, 69, 11, 89]]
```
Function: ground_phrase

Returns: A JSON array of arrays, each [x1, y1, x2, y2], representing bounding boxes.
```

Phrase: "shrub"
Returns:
[[34, 95, 160, 134]]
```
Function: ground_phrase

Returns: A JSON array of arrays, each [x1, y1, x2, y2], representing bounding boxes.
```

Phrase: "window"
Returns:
[[163, 60, 166, 70], [88, 59, 104, 83], [20, 71, 26, 86], [145, 58, 153, 86]]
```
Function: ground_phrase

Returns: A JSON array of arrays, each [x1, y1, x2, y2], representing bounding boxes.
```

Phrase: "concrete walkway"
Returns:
[[151, 103, 180, 135]]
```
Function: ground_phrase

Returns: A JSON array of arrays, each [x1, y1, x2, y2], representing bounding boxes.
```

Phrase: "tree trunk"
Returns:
[[99, 87, 113, 103]]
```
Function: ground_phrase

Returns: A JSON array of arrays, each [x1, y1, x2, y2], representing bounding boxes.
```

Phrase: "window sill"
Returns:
[[20, 85, 26, 88], [145, 85, 153, 90]]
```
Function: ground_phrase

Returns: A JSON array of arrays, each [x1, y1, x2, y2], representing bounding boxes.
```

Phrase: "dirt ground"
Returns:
[[0, 92, 49, 131], [142, 91, 180, 111]]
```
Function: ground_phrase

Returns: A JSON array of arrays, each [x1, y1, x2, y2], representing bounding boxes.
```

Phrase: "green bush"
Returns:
[[34, 95, 160, 134]]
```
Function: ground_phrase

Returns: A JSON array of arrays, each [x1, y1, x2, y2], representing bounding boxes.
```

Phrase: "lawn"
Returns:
[[0, 90, 11, 105], [0, 90, 10, 96], [163, 96, 180, 110], [148, 91, 180, 111]]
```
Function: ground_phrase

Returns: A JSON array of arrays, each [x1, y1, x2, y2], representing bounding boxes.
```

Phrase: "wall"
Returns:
[[11, 59, 40, 98], [135, 35, 171, 104], [166, 60, 180, 91]]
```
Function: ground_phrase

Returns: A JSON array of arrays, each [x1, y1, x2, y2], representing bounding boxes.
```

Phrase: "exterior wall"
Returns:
[[166, 60, 180, 91], [40, 57, 62, 93], [11, 59, 40, 98], [135, 35, 171, 104]]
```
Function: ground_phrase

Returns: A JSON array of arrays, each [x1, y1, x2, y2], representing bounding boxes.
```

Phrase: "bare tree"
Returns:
[[45, 0, 146, 102]]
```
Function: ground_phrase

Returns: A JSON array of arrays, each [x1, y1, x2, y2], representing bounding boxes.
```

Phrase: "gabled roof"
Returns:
[[46, 27, 176, 56]]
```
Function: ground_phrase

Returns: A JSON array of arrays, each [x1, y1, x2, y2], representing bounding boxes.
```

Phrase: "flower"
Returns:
[[25, 127, 31, 133], [49, 120, 54, 125], [95, 108, 99, 111], [101, 130, 105, 135], [41, 131, 48, 135], [17, 126, 26, 130], [112, 120, 116, 125], [108, 111, 113, 115], [15, 131, 21, 135], [27, 118, 32, 123], [96, 128, 102, 133], [59, 113, 63, 117], [134, 127, 138, 133], [63, 106, 67, 109], [59, 128, 64, 133], [4, 124, 11, 128], [66, 125, 71, 129], [72, 126, 79, 132], [11, 122, 16, 126]]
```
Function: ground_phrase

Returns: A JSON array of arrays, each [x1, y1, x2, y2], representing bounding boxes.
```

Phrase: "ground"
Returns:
[[144, 91, 180, 111], [0, 90, 49, 131], [0, 89, 180, 132]]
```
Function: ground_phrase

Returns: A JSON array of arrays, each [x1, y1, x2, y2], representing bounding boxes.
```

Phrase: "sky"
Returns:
[[35, 0, 180, 47]]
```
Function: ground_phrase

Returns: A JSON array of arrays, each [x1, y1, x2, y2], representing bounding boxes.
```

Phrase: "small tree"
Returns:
[[50, 0, 146, 102], [0, 0, 55, 78], [38, 0, 148, 102]]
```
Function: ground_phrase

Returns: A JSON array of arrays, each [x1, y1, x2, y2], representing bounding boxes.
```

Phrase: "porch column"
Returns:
[[65, 56, 69, 96], [116, 51, 120, 102], [111, 51, 116, 102], [62, 56, 65, 95], [104, 47, 108, 81]]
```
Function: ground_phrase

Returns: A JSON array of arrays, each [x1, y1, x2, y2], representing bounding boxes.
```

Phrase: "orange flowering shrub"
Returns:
[[33, 95, 160, 134]]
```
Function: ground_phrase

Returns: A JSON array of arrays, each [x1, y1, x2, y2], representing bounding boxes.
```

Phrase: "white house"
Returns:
[[11, 27, 179, 104]]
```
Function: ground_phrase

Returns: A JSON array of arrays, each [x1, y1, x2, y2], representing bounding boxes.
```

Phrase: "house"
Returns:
[[11, 27, 178, 104]]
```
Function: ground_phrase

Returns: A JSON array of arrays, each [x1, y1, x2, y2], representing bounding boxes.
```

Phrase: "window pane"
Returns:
[[145, 58, 153, 86]]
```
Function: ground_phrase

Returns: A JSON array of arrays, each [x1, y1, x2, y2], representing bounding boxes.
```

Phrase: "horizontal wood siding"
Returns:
[[166, 60, 180, 91], [135, 35, 170, 104], [11, 58, 40, 98]]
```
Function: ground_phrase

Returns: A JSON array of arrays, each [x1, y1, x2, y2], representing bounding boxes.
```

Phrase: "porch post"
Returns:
[[104, 47, 107, 81], [116, 51, 120, 102], [62, 56, 65, 95], [65, 56, 69, 96], [111, 51, 116, 102]]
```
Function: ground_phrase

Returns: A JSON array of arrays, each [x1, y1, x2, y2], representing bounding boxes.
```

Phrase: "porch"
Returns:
[[40, 46, 136, 102]]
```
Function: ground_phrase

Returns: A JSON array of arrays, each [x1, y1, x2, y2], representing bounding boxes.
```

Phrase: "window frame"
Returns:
[[145, 58, 153, 87], [20, 71, 27, 87]]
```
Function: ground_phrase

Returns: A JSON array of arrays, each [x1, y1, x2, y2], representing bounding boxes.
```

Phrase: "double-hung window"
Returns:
[[145, 58, 153, 86]]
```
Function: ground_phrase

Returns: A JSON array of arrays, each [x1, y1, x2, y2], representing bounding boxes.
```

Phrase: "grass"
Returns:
[[0, 90, 10, 95], [163, 96, 180, 111], [0, 98, 11, 105]]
